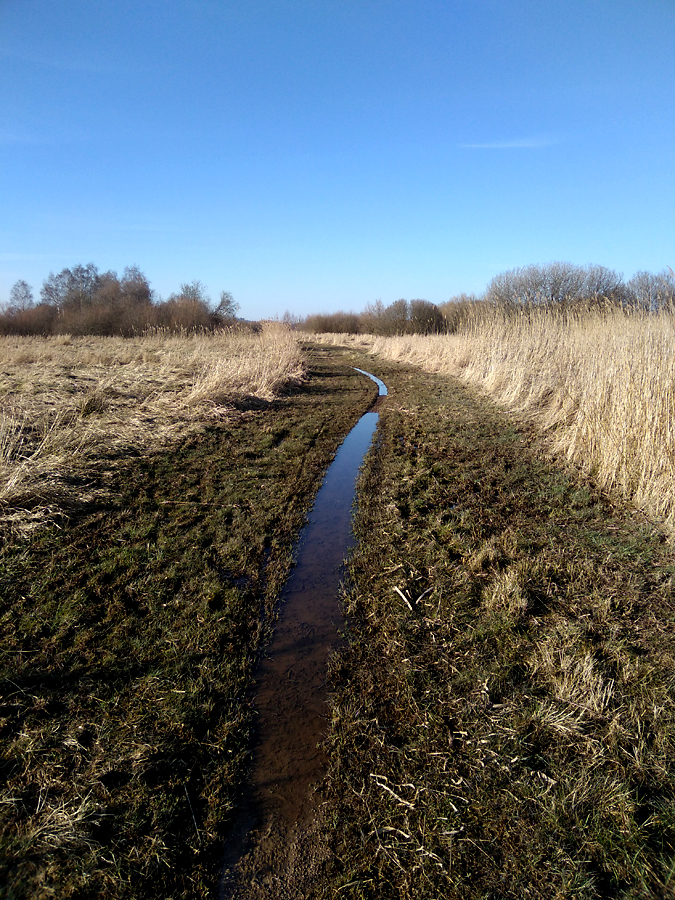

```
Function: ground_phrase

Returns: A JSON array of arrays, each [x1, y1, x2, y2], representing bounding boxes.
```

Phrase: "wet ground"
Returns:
[[220, 372, 385, 898], [0, 354, 377, 900]]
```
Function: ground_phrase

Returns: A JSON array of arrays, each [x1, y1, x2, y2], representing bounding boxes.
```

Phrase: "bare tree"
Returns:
[[485, 262, 626, 308], [121, 265, 152, 305], [626, 269, 675, 311], [8, 280, 34, 313], [216, 290, 240, 321], [40, 263, 101, 310], [360, 299, 386, 334], [158, 280, 214, 331], [382, 299, 409, 335], [409, 299, 445, 334], [581, 264, 626, 305], [40, 270, 71, 308], [176, 280, 210, 304]]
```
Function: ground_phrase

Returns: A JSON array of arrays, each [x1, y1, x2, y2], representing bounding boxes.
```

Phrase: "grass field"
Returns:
[[0, 326, 304, 536], [320, 351, 675, 899], [2, 330, 674, 899], [0, 341, 376, 899]]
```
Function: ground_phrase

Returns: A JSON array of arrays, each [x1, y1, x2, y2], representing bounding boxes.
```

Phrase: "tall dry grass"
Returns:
[[315, 307, 675, 530], [0, 325, 303, 533]]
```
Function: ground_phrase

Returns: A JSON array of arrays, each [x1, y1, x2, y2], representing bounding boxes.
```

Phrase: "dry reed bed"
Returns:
[[0, 327, 304, 533], [316, 309, 675, 530]]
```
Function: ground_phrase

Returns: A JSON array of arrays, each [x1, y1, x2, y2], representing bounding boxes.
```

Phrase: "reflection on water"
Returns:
[[353, 367, 388, 396]]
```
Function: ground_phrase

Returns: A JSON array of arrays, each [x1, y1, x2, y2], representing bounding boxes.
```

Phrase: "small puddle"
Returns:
[[220, 369, 386, 897]]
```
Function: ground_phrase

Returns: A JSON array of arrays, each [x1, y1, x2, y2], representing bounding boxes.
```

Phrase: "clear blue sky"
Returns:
[[1, 0, 674, 320]]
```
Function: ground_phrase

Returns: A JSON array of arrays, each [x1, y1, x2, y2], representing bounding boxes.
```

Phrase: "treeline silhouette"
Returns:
[[299, 263, 675, 334], [4, 261, 674, 337], [301, 298, 448, 335], [1, 264, 241, 336]]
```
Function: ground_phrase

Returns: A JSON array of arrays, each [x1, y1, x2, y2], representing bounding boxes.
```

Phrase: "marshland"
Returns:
[[2, 268, 675, 898]]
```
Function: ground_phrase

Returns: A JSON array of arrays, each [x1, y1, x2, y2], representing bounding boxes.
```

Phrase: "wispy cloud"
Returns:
[[0, 123, 95, 146], [0, 43, 106, 74], [459, 136, 558, 149], [0, 253, 56, 262]]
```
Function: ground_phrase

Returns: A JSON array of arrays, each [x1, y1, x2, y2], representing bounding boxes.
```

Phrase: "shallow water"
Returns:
[[352, 367, 388, 397], [220, 369, 386, 895], [247, 408, 380, 824]]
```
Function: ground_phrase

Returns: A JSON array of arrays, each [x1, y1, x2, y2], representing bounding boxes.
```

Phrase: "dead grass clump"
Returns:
[[0, 326, 303, 534], [483, 562, 530, 617], [21, 792, 103, 852], [530, 626, 615, 717]]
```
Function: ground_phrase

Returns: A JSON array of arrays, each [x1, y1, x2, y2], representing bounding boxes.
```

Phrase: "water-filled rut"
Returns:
[[220, 369, 386, 897]]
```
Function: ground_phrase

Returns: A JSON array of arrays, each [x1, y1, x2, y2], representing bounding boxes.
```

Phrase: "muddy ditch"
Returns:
[[5, 347, 673, 900], [220, 369, 386, 899]]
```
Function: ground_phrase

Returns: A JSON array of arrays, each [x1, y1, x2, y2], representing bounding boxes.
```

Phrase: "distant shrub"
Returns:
[[301, 311, 361, 333], [153, 298, 216, 332], [626, 269, 675, 311], [439, 295, 483, 333], [484, 262, 627, 308], [358, 299, 447, 335], [1, 265, 241, 336], [0, 304, 58, 336], [408, 299, 446, 334]]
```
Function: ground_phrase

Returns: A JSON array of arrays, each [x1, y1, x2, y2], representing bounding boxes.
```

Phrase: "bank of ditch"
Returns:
[[0, 349, 376, 900], [321, 352, 675, 900]]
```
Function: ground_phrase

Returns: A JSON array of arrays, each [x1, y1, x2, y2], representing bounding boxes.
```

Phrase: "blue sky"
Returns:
[[1, 0, 674, 320]]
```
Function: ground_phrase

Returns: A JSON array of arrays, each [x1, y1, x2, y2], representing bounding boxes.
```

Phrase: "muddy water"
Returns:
[[220, 370, 386, 898]]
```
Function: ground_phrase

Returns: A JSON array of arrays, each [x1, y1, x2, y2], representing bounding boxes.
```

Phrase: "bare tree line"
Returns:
[[3, 260, 674, 337], [1, 264, 240, 336], [302, 298, 446, 336], [482, 262, 675, 310], [300, 262, 675, 335]]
